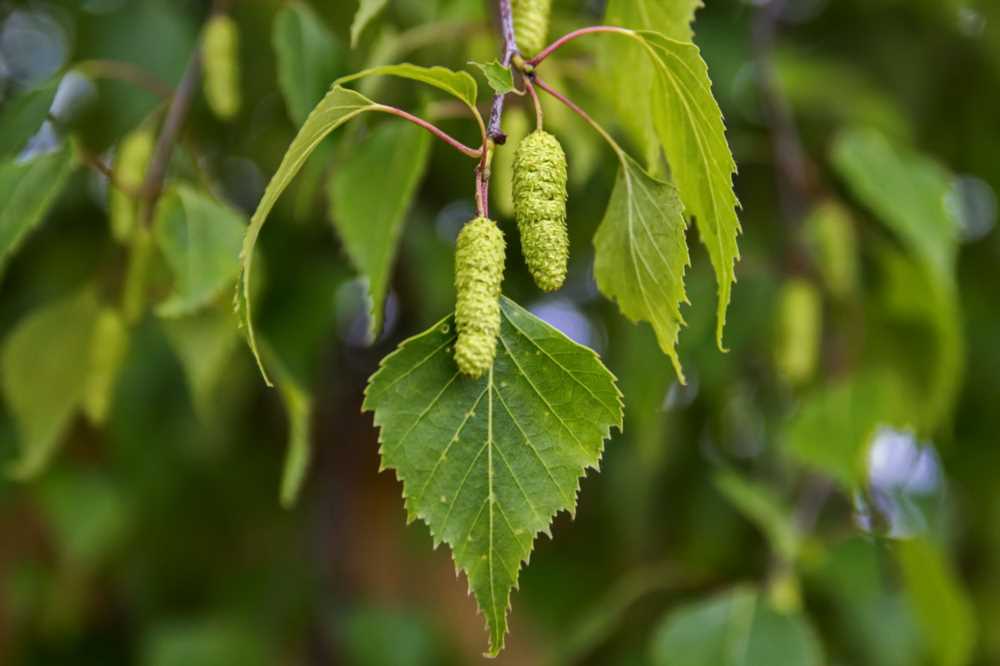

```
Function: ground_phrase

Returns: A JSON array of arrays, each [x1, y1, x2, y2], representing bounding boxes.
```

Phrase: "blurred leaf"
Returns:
[[602, 0, 702, 168], [238, 85, 379, 385], [364, 297, 623, 655], [469, 59, 515, 95], [38, 468, 129, 567], [783, 372, 910, 491], [0, 147, 75, 270], [155, 185, 246, 318], [329, 121, 431, 341], [649, 587, 823, 666], [594, 153, 690, 381], [715, 471, 799, 562], [2, 289, 102, 479], [641, 31, 741, 350], [897, 538, 976, 666], [273, 2, 343, 125], [109, 126, 155, 243], [831, 128, 958, 284], [351, 0, 389, 48], [803, 201, 859, 300], [337, 63, 479, 113], [143, 617, 271, 666], [82, 307, 129, 426], [162, 304, 240, 420], [0, 77, 58, 159], [774, 278, 822, 386], [338, 606, 451, 666], [262, 347, 314, 509]]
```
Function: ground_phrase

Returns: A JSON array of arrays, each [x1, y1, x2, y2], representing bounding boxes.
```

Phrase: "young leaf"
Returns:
[[273, 2, 343, 125], [155, 185, 246, 318], [639, 31, 741, 350], [364, 297, 623, 655], [2, 289, 102, 479], [0, 77, 59, 159], [593, 154, 690, 381], [0, 147, 75, 270], [469, 60, 516, 95], [238, 85, 379, 384], [336, 64, 479, 114], [329, 121, 431, 341], [649, 587, 824, 666], [350, 0, 389, 48]]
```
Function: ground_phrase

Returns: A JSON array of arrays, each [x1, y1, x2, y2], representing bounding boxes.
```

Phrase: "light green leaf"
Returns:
[[336, 63, 479, 114], [363, 297, 623, 655], [0, 78, 58, 159], [0, 147, 75, 270], [593, 153, 690, 381], [639, 31, 741, 350], [601, 0, 702, 169], [650, 587, 824, 666], [2, 289, 102, 479], [238, 85, 379, 385], [273, 2, 343, 125], [329, 121, 431, 341], [155, 185, 246, 318], [831, 128, 958, 284], [469, 59, 516, 95], [163, 305, 241, 420], [897, 538, 976, 666], [38, 469, 129, 567], [350, 0, 389, 48], [715, 472, 799, 562]]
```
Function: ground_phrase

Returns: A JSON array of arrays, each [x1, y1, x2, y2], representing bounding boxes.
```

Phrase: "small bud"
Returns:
[[513, 130, 569, 292], [454, 217, 506, 378], [512, 0, 552, 57]]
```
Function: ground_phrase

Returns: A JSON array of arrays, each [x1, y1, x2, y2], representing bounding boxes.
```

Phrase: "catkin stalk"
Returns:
[[454, 218, 506, 378], [513, 130, 569, 292], [512, 0, 552, 57]]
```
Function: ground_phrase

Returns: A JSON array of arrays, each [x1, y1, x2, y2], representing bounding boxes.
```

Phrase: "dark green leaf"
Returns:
[[329, 121, 431, 341], [273, 2, 343, 125], [364, 297, 623, 655]]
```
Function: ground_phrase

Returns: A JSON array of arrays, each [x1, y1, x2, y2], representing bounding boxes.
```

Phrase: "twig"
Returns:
[[373, 105, 483, 159], [534, 76, 622, 156], [487, 0, 519, 143], [76, 59, 173, 99]]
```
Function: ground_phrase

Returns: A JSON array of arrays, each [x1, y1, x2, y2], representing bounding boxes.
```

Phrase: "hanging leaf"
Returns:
[[0, 147, 75, 270], [273, 2, 343, 125], [593, 153, 690, 381], [155, 185, 246, 318], [1, 289, 102, 479], [0, 77, 59, 159], [649, 586, 824, 666], [364, 297, 623, 655], [329, 121, 431, 341], [336, 63, 479, 114], [350, 0, 389, 48], [238, 85, 380, 384], [263, 347, 314, 509]]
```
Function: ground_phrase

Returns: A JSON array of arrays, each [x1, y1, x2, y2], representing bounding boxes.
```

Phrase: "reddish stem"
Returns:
[[523, 77, 544, 129], [533, 76, 620, 153], [372, 105, 483, 159], [529, 25, 635, 67]]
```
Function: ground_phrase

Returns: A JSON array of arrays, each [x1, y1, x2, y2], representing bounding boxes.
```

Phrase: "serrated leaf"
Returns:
[[155, 185, 246, 318], [363, 297, 623, 655], [650, 587, 824, 666], [469, 59, 515, 95], [0, 78, 59, 159], [593, 153, 690, 381], [639, 31, 741, 350], [329, 121, 431, 341], [336, 63, 479, 114], [273, 2, 343, 125], [238, 85, 380, 384], [0, 147, 75, 270], [350, 0, 389, 48], [896, 538, 976, 666], [1, 289, 102, 479]]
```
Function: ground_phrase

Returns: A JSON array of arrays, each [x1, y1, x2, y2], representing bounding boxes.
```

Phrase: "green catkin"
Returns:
[[202, 15, 241, 120], [454, 217, 506, 378], [513, 130, 569, 292], [109, 127, 155, 243], [512, 0, 552, 57]]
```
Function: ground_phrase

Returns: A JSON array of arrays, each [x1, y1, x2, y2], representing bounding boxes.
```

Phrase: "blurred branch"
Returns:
[[75, 59, 173, 99]]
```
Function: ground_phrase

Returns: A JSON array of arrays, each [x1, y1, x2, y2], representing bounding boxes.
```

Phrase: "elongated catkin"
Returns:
[[202, 15, 241, 119], [513, 130, 568, 292], [512, 0, 552, 57], [454, 217, 506, 378]]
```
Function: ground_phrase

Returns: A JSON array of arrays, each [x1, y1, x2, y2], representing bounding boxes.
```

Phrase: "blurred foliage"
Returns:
[[0, 0, 998, 664]]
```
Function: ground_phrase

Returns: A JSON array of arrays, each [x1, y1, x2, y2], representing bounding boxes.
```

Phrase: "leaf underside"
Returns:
[[364, 297, 623, 655]]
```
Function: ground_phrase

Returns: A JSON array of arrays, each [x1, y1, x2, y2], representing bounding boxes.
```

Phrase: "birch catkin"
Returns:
[[512, 0, 552, 57], [454, 218, 506, 378], [513, 130, 569, 292], [202, 15, 241, 120]]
